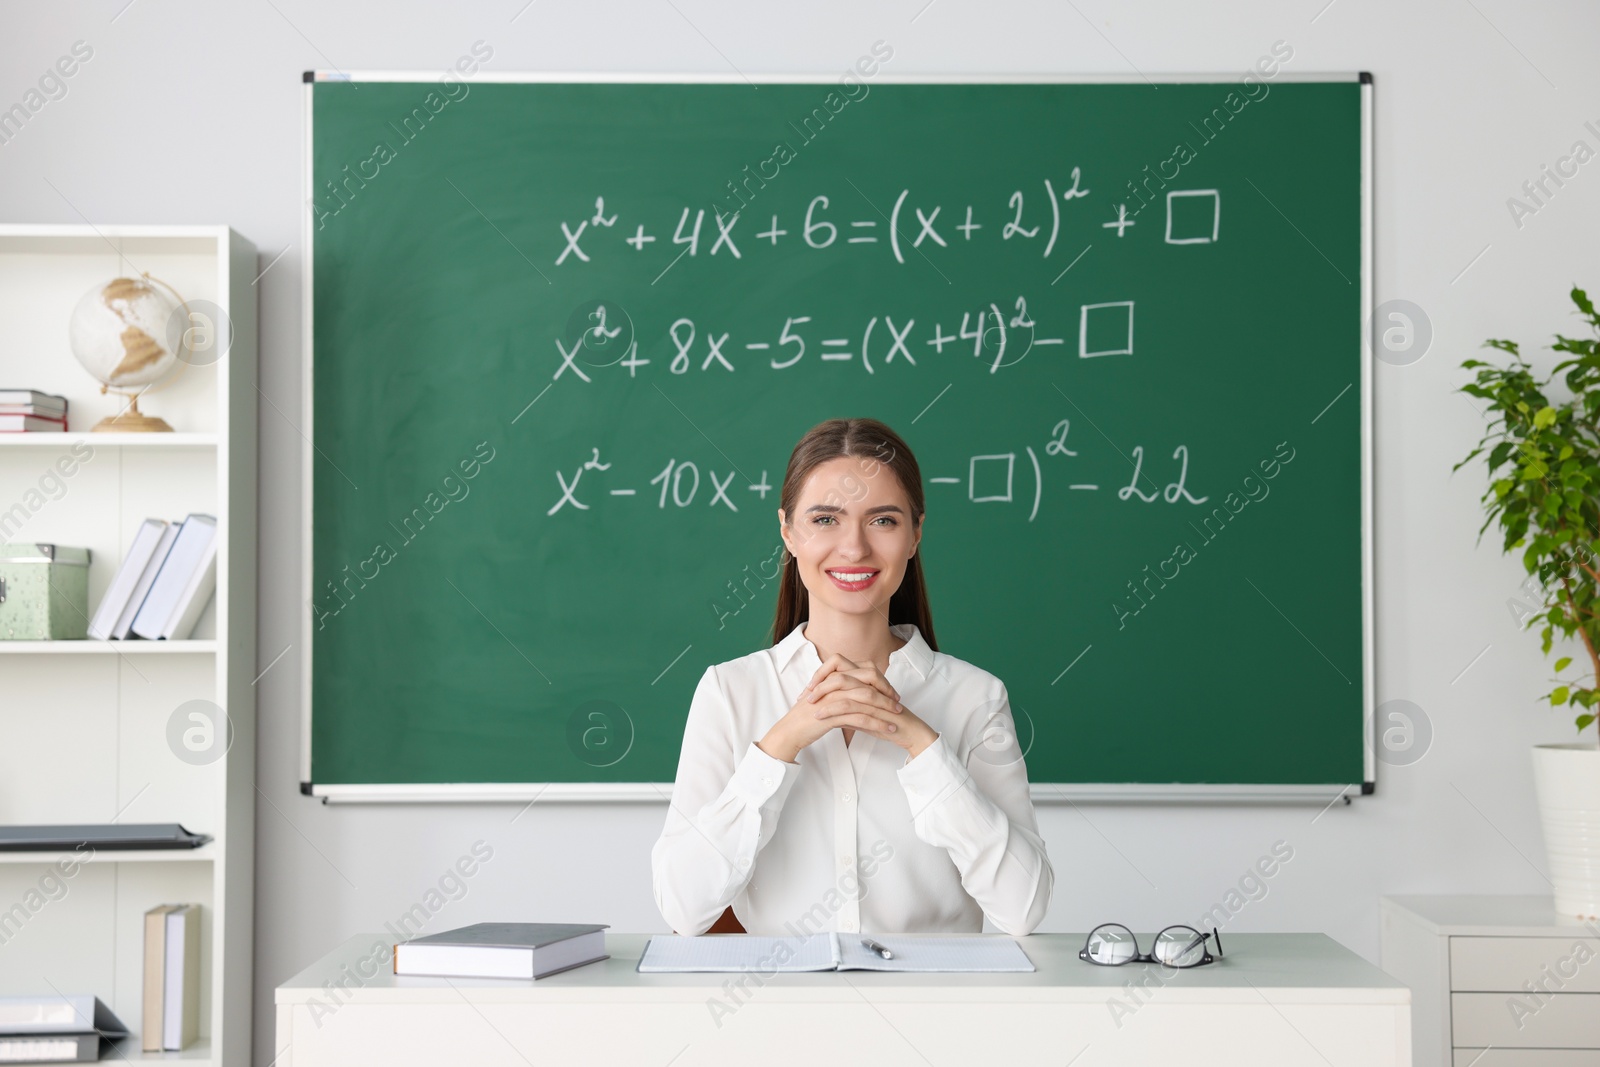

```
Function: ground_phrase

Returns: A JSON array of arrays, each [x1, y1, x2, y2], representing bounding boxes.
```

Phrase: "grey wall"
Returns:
[[4, 2, 1599, 1063]]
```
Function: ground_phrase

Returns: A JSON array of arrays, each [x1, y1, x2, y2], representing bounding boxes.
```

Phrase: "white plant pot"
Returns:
[[1531, 742, 1600, 920]]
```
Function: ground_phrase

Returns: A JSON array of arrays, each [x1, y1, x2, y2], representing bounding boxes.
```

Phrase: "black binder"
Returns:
[[0, 824, 211, 851]]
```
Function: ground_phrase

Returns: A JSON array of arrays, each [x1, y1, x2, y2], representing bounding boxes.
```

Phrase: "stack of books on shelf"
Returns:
[[87, 515, 218, 641], [143, 904, 201, 1052], [0, 389, 68, 433]]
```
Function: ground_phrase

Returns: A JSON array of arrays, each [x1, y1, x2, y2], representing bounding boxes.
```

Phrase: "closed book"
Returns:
[[159, 529, 218, 641], [162, 905, 200, 1050], [131, 515, 216, 640], [0, 414, 67, 432], [88, 520, 169, 641], [112, 523, 178, 639], [394, 922, 609, 979], [0, 390, 67, 415], [142, 905, 177, 1051]]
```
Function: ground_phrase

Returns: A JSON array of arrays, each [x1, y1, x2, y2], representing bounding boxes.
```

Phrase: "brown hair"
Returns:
[[770, 418, 938, 652]]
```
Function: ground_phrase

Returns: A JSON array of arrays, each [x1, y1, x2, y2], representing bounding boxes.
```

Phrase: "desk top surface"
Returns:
[[277, 932, 1409, 1006]]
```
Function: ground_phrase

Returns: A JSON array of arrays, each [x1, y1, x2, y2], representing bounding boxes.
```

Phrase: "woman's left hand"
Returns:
[[805, 656, 940, 760]]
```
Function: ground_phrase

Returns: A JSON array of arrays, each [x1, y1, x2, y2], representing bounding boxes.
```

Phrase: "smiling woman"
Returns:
[[651, 417, 1054, 937]]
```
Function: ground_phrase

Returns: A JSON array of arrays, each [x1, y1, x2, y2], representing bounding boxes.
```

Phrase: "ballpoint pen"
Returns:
[[860, 937, 893, 960]]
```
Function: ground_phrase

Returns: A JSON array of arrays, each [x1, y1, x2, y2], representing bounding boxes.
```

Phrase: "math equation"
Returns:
[[554, 181, 1222, 266], [545, 421, 1208, 523], [554, 296, 1138, 380]]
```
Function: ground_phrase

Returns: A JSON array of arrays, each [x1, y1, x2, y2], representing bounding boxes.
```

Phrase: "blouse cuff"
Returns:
[[896, 732, 969, 808], [728, 741, 800, 810]]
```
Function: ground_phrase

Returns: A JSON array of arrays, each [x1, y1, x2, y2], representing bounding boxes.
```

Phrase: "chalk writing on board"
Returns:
[[550, 299, 1136, 381], [1046, 418, 1078, 457], [552, 177, 1135, 265], [1103, 203, 1136, 237], [1079, 301, 1135, 359], [1165, 189, 1221, 244], [556, 182, 1220, 265], [1116, 445, 1209, 505], [544, 433, 1209, 521]]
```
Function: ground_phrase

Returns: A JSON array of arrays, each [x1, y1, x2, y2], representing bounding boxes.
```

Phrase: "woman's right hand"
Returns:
[[757, 653, 906, 763]]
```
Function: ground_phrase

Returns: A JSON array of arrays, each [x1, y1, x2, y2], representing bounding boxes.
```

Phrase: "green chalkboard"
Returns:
[[305, 75, 1371, 796]]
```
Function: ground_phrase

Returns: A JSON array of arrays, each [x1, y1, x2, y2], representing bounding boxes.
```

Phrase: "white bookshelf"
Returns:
[[0, 845, 219, 865], [0, 225, 257, 1065], [0, 641, 219, 654]]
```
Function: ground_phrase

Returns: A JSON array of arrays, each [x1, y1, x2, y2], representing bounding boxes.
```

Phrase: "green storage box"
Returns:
[[0, 543, 91, 640]]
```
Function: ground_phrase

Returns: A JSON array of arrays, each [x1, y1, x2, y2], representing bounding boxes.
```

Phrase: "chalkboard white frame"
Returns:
[[299, 71, 1374, 805]]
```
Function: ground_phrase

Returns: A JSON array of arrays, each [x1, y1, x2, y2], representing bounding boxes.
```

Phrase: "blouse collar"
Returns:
[[772, 619, 935, 681]]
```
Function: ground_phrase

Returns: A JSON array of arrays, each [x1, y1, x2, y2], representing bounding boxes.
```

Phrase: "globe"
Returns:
[[67, 275, 185, 432]]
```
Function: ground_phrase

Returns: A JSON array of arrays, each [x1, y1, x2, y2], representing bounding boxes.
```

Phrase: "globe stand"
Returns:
[[91, 391, 173, 433]]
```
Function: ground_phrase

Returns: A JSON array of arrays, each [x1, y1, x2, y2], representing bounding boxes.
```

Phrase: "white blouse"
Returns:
[[651, 620, 1053, 937]]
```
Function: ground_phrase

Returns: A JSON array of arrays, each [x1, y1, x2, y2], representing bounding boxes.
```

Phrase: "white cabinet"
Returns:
[[0, 225, 257, 1065], [1382, 896, 1600, 1067]]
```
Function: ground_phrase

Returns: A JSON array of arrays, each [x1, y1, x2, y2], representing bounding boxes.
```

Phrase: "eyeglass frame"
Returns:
[[1078, 923, 1224, 968]]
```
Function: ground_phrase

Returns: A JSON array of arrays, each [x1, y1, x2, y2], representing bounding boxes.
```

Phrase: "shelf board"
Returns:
[[0, 640, 216, 654], [0, 432, 217, 448], [0, 843, 215, 865], [129, 1036, 213, 1061]]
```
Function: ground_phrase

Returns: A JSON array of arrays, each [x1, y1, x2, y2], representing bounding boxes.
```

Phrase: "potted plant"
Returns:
[[1457, 285, 1600, 920]]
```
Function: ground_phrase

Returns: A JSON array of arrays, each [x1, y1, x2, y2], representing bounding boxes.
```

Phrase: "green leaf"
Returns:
[[1577, 714, 1596, 732], [1555, 657, 1573, 672], [1573, 286, 1595, 319], [1553, 686, 1571, 705]]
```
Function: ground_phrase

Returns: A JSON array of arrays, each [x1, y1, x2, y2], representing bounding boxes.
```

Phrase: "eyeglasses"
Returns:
[[1079, 923, 1223, 968]]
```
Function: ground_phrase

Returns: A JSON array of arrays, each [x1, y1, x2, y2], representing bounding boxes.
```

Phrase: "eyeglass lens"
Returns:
[[1083, 924, 1138, 964], [1153, 926, 1209, 966]]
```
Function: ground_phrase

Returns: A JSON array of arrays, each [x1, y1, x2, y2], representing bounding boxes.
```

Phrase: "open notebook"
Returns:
[[637, 933, 1035, 973]]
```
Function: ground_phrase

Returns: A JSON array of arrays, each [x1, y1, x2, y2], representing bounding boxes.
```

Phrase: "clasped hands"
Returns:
[[758, 652, 939, 764]]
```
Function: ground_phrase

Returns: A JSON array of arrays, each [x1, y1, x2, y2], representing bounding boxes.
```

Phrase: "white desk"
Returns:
[[1382, 895, 1600, 1067], [276, 932, 1411, 1066]]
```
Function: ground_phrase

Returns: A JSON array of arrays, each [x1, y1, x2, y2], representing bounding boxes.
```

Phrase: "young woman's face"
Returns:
[[778, 454, 922, 620]]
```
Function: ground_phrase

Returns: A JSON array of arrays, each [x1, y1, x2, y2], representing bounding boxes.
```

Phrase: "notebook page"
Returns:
[[837, 936, 1037, 973], [637, 934, 836, 973]]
